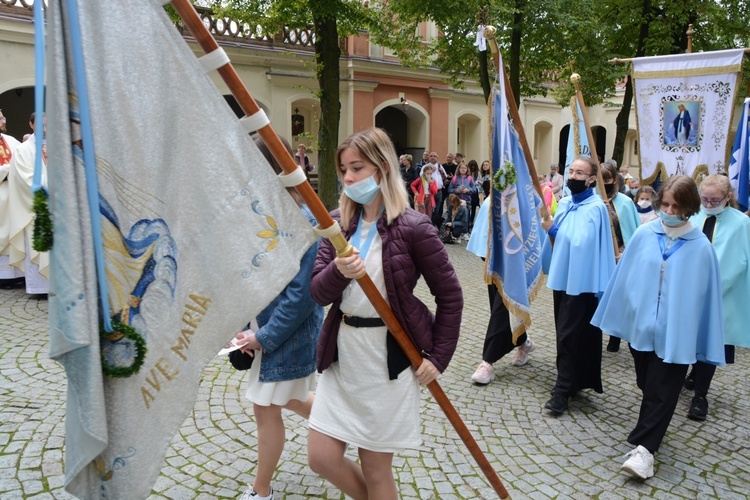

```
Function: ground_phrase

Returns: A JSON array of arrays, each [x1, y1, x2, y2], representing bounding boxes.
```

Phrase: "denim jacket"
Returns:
[[254, 205, 323, 382]]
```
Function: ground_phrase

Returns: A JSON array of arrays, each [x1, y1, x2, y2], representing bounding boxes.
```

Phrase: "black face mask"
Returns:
[[605, 183, 617, 197], [567, 178, 589, 195]]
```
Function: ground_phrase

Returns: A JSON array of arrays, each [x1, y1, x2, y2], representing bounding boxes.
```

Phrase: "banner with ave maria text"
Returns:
[[46, 1, 317, 498]]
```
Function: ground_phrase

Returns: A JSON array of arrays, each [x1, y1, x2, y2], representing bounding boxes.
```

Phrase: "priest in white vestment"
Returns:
[[8, 114, 48, 294], [0, 110, 24, 281]]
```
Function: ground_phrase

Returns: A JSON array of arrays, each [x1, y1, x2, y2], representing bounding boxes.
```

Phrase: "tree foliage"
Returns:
[[206, 0, 748, 191]]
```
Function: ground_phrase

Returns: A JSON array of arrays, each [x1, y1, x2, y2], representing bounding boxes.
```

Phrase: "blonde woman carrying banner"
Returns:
[[307, 127, 462, 499]]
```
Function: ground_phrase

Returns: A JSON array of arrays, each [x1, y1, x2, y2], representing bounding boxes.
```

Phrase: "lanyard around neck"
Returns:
[[657, 232, 687, 261], [350, 209, 383, 261]]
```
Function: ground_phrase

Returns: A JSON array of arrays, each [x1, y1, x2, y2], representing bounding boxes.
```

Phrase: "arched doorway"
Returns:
[[375, 106, 407, 154], [456, 113, 482, 161], [624, 129, 639, 171], [559, 125, 570, 171], [374, 101, 428, 162], [592, 126, 607, 162], [0, 86, 35, 141], [533, 120, 554, 173]]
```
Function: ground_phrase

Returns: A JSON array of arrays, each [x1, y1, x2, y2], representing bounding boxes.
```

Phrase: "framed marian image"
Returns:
[[662, 99, 701, 149]]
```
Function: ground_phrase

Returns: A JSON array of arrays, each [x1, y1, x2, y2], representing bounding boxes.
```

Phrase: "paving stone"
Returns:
[[1, 243, 748, 499]]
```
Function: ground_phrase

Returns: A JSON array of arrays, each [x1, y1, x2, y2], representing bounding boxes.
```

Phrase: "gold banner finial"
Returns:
[[483, 25, 498, 54]]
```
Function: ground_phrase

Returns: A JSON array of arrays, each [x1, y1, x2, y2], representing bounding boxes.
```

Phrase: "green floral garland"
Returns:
[[493, 160, 518, 192], [32, 190, 54, 252], [100, 319, 148, 378]]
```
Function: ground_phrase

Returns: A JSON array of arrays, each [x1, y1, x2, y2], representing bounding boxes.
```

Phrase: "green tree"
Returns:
[[601, 0, 750, 167], [209, 0, 384, 210]]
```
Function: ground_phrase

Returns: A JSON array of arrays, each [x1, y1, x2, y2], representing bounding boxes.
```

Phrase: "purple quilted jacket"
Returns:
[[311, 208, 463, 374]]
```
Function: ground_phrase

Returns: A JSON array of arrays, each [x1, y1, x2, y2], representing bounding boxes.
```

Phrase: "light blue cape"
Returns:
[[543, 192, 616, 296], [612, 192, 641, 246], [592, 220, 725, 365], [691, 207, 750, 348]]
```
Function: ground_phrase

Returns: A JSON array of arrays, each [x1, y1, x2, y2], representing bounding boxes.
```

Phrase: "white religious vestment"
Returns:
[[8, 134, 49, 292], [0, 133, 24, 279]]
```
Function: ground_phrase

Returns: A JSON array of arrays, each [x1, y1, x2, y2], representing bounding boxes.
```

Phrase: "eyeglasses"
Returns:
[[568, 169, 592, 179], [700, 195, 727, 207]]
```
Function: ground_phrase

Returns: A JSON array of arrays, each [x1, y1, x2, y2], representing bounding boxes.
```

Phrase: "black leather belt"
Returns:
[[340, 312, 385, 328]]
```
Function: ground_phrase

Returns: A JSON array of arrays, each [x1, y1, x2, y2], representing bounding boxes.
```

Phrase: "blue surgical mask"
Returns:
[[344, 174, 381, 205], [658, 211, 685, 227]]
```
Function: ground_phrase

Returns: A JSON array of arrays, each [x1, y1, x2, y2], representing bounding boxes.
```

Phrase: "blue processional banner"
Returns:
[[46, 1, 317, 498], [561, 97, 591, 196], [486, 74, 543, 340], [729, 98, 750, 212]]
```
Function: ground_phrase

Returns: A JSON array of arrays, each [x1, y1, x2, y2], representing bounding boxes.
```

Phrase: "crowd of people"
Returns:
[[0, 110, 48, 296], [223, 128, 748, 498], [399, 149, 490, 244]]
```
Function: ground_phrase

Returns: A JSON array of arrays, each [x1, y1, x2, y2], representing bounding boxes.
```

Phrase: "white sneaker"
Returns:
[[511, 338, 536, 366], [620, 445, 654, 479], [471, 361, 495, 385], [239, 487, 274, 500]]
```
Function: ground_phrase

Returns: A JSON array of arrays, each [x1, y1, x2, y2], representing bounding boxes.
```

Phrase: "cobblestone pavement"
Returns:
[[1, 242, 749, 499]]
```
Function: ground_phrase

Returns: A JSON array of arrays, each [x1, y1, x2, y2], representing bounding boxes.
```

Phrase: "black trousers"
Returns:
[[432, 191, 444, 226], [690, 345, 734, 398], [482, 285, 526, 364], [552, 290, 603, 395], [628, 348, 688, 453]]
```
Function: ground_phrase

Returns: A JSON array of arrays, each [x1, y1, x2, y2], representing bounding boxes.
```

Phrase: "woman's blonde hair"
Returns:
[[336, 127, 409, 228], [700, 173, 737, 208]]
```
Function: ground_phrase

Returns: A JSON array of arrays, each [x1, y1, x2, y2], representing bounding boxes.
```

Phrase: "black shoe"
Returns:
[[606, 337, 620, 352], [684, 370, 696, 391], [688, 396, 708, 421], [544, 392, 568, 414]]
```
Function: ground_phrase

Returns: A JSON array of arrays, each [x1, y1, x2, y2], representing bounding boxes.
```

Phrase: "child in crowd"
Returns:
[[634, 186, 658, 224]]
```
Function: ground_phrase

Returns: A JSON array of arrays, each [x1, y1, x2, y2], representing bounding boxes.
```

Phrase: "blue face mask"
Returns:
[[344, 174, 381, 205], [658, 211, 685, 227]]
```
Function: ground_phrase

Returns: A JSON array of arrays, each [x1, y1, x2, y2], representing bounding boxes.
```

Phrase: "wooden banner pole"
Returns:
[[169, 1, 511, 497]]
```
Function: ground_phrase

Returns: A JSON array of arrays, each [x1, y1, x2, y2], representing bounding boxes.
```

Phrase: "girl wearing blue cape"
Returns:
[[600, 162, 640, 353], [591, 175, 725, 480], [541, 157, 616, 415], [683, 174, 750, 422]]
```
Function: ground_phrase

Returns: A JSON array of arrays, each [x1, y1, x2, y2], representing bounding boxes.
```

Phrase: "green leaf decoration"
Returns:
[[100, 319, 148, 378], [32, 189, 54, 251]]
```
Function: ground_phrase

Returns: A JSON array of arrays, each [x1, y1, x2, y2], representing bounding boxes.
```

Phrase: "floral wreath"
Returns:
[[100, 319, 148, 378], [493, 160, 517, 192]]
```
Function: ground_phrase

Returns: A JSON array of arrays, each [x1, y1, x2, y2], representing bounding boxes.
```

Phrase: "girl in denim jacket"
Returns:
[[236, 137, 324, 500]]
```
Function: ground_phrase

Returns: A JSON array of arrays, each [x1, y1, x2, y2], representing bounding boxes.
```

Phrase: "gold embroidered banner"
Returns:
[[632, 49, 744, 184]]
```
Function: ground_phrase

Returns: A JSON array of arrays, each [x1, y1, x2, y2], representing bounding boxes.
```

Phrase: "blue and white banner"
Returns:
[[632, 49, 744, 184], [46, 1, 317, 498], [562, 97, 591, 196], [486, 62, 544, 340], [729, 98, 750, 212]]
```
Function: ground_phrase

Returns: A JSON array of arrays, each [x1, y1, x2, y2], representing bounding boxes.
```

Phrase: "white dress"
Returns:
[[309, 219, 421, 453], [244, 349, 315, 407]]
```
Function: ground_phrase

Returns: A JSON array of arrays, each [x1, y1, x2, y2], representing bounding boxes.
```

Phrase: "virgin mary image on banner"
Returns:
[[664, 100, 700, 147]]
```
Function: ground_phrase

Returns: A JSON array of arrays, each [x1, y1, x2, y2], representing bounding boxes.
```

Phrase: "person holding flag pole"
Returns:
[[540, 73, 617, 415], [467, 26, 548, 385], [169, 3, 512, 499]]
